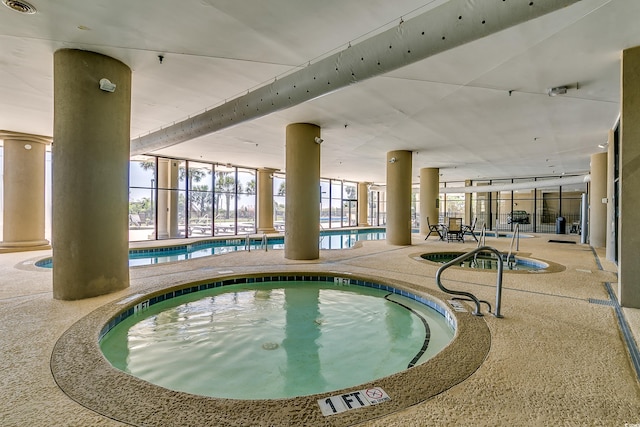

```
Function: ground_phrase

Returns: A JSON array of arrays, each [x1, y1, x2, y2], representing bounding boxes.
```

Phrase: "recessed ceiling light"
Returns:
[[2, 0, 37, 14]]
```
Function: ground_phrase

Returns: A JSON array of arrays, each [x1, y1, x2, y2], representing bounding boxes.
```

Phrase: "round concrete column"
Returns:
[[52, 49, 131, 300], [357, 182, 370, 227], [0, 131, 51, 251], [156, 159, 170, 239], [606, 130, 615, 261], [386, 150, 412, 245], [257, 168, 277, 233], [419, 167, 439, 234], [589, 152, 607, 248], [169, 160, 180, 238], [284, 123, 320, 260]]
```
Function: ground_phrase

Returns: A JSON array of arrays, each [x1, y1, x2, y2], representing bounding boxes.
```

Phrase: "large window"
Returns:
[[273, 173, 286, 231], [129, 156, 156, 241], [441, 181, 465, 223], [128, 157, 257, 241], [187, 162, 213, 237], [236, 167, 256, 233], [466, 176, 587, 234]]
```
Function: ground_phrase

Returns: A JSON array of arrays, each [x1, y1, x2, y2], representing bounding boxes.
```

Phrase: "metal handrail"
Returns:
[[245, 233, 251, 252], [506, 223, 520, 267], [477, 223, 487, 248], [435, 245, 504, 318]]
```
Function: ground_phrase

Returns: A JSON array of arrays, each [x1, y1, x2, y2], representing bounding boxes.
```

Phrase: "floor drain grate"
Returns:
[[588, 298, 616, 306]]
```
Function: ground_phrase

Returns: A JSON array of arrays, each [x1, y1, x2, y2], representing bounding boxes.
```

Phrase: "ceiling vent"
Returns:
[[2, 0, 37, 14]]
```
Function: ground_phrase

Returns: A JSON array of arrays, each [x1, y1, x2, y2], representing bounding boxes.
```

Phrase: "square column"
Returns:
[[619, 46, 640, 308]]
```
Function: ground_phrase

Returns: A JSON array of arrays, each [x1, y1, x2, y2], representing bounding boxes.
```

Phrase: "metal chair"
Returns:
[[446, 217, 464, 242], [462, 217, 478, 242], [425, 217, 443, 240]]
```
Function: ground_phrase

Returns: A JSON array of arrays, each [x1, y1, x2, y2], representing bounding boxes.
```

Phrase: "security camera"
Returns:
[[314, 137, 323, 144], [99, 78, 116, 93]]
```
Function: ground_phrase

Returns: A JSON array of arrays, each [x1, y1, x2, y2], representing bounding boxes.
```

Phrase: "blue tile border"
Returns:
[[99, 274, 456, 340]]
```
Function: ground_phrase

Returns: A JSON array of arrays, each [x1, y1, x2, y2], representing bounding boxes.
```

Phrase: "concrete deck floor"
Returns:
[[1, 232, 639, 426]]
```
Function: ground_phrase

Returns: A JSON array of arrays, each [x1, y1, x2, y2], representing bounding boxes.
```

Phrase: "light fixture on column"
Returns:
[[99, 78, 116, 93], [314, 137, 323, 144], [24, 144, 32, 150], [389, 157, 397, 164]]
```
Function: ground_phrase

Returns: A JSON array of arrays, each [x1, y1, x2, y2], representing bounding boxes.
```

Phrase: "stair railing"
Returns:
[[506, 223, 520, 267], [477, 223, 487, 248], [435, 245, 504, 318]]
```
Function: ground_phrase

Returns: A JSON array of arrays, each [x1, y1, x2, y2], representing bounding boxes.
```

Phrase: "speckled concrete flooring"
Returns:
[[1, 232, 639, 426]]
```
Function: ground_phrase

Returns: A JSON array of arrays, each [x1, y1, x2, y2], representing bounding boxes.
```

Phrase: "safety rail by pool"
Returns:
[[245, 233, 269, 252], [435, 246, 504, 318], [505, 223, 520, 267]]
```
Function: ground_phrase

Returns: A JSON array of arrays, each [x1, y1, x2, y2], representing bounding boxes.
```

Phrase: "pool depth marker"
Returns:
[[318, 387, 391, 416]]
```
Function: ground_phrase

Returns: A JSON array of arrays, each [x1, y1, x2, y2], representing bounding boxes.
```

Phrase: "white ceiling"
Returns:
[[0, 0, 637, 184]]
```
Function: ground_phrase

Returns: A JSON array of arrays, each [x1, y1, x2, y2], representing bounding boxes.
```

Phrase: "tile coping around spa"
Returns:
[[99, 274, 457, 341], [51, 271, 491, 427]]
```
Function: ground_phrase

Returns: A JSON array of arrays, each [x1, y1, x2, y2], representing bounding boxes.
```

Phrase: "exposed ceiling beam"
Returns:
[[131, 0, 580, 156]]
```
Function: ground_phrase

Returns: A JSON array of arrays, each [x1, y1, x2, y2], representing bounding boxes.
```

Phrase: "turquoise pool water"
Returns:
[[421, 252, 548, 271], [99, 279, 455, 399], [36, 228, 388, 268]]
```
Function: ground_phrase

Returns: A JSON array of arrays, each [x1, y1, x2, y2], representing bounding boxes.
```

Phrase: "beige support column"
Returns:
[[157, 159, 170, 239], [169, 160, 180, 238], [284, 123, 320, 260], [464, 180, 472, 225], [606, 130, 616, 261], [52, 49, 131, 300], [386, 150, 412, 245], [619, 46, 640, 308], [357, 182, 370, 227], [419, 167, 439, 235], [589, 152, 607, 248], [0, 131, 51, 252], [257, 168, 277, 233]]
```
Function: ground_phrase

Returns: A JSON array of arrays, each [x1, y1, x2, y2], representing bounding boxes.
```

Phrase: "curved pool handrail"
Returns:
[[506, 223, 520, 267], [476, 222, 487, 249], [435, 245, 504, 318]]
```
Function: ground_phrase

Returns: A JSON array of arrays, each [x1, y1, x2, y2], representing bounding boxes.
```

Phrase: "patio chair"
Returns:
[[425, 217, 443, 241], [446, 217, 464, 242], [462, 217, 478, 242]]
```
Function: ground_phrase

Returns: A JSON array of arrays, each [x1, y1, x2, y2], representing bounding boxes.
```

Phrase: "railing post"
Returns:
[[435, 245, 504, 318]]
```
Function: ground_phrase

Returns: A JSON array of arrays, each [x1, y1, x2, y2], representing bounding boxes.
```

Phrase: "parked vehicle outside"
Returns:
[[507, 210, 530, 224]]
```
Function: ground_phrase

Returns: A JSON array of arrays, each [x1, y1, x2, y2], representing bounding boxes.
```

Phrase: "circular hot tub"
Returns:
[[51, 272, 490, 426], [420, 251, 550, 272]]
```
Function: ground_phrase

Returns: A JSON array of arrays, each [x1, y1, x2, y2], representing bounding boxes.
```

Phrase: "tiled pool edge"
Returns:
[[51, 271, 490, 427], [99, 274, 457, 341], [414, 250, 566, 274]]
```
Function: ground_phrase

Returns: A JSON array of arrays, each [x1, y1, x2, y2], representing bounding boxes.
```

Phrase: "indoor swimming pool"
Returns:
[[36, 228, 388, 268]]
